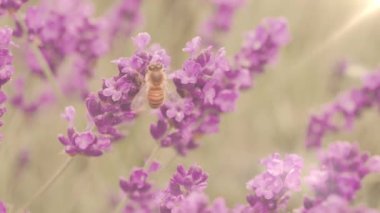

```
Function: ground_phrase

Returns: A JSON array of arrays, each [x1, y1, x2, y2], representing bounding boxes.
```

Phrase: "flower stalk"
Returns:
[[18, 157, 73, 211]]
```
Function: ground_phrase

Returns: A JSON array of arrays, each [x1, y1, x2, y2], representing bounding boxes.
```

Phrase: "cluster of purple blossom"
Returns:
[[301, 141, 380, 212], [58, 17, 290, 157], [58, 32, 170, 156], [117, 153, 303, 213], [0, 201, 6, 213], [0, 0, 143, 115], [0, 0, 27, 16], [23, 0, 108, 97], [10, 78, 55, 114], [0, 27, 13, 138], [113, 142, 380, 213], [151, 17, 290, 155], [306, 69, 380, 149], [201, 0, 247, 45], [58, 106, 111, 156], [104, 0, 143, 41], [1, 1, 380, 212], [245, 153, 303, 212], [1, 143, 375, 212]]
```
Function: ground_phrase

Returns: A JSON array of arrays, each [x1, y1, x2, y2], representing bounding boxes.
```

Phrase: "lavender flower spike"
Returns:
[[151, 36, 239, 155], [246, 153, 303, 212], [0, 27, 14, 138], [160, 165, 208, 212], [86, 32, 170, 142], [201, 0, 247, 45], [302, 141, 380, 211], [151, 19, 290, 155], [24, 0, 109, 97], [302, 195, 379, 213], [0, 27, 13, 88], [119, 161, 160, 212], [0, 201, 6, 213], [58, 106, 111, 157], [235, 17, 290, 89], [103, 0, 142, 41], [306, 69, 380, 149], [0, 0, 28, 16], [171, 192, 230, 213]]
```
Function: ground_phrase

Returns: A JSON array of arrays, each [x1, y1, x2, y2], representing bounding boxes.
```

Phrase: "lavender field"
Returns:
[[0, 0, 380, 212]]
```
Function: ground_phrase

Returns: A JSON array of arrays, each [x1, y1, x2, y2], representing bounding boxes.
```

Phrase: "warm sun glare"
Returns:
[[372, 0, 380, 8]]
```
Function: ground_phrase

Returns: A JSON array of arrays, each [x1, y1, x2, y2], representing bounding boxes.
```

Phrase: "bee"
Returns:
[[131, 63, 167, 111], [145, 63, 166, 109]]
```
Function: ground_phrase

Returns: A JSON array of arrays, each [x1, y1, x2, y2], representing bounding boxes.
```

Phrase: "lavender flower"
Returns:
[[24, 0, 109, 97], [0, 0, 28, 16], [234, 17, 290, 89], [303, 142, 380, 210], [104, 0, 142, 41], [245, 153, 303, 212], [171, 192, 229, 213], [55, 28, 160, 152], [0, 201, 6, 213], [10, 78, 55, 114], [160, 165, 208, 212], [58, 106, 111, 157], [0, 27, 14, 138], [86, 32, 170, 142], [117, 163, 230, 213], [119, 162, 160, 212], [0, 27, 13, 87], [201, 0, 246, 45], [151, 18, 290, 155], [151, 37, 239, 155], [13, 147, 30, 178], [302, 195, 379, 213], [306, 70, 380, 149], [328, 59, 349, 94]]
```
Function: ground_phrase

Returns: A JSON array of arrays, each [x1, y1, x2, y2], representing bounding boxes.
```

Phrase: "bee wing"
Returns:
[[164, 78, 181, 103], [131, 83, 148, 113]]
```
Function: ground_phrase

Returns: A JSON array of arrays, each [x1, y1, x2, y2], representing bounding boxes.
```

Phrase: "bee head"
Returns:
[[148, 63, 163, 72]]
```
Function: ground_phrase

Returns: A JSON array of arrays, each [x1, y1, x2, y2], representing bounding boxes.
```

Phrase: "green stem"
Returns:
[[143, 144, 160, 169], [29, 41, 65, 106], [19, 157, 73, 211]]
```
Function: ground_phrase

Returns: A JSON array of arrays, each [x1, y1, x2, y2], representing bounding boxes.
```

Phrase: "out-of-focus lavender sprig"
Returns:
[[118, 163, 229, 213], [234, 17, 290, 90], [200, 0, 247, 46], [116, 158, 305, 213], [302, 142, 380, 212], [0, 201, 6, 213], [58, 106, 111, 157], [0, 0, 28, 16], [10, 77, 55, 114], [0, 27, 14, 139], [103, 0, 142, 43], [119, 162, 160, 212], [13, 147, 30, 178], [160, 165, 208, 212], [85, 32, 170, 143], [24, 0, 109, 98], [243, 153, 303, 212], [306, 69, 380, 149], [170, 192, 230, 213], [302, 195, 379, 213]]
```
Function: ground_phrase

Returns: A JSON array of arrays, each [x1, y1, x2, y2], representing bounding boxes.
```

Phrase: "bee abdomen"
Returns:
[[148, 87, 164, 109]]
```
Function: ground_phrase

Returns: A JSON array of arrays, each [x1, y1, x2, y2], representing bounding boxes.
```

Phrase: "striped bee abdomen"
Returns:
[[147, 86, 164, 109]]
